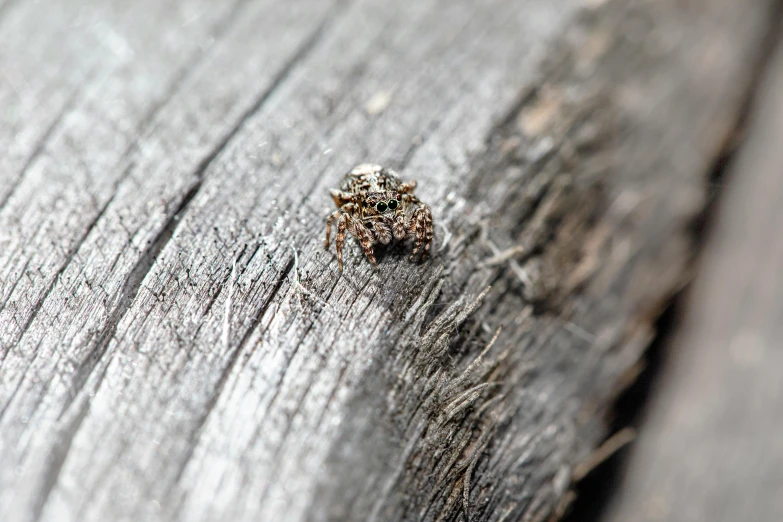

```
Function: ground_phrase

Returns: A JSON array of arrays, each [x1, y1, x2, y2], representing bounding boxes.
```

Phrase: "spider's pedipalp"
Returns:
[[373, 220, 393, 245]]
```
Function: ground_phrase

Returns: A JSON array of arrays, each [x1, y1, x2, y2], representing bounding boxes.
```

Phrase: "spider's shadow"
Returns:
[[370, 237, 436, 269], [373, 240, 413, 263]]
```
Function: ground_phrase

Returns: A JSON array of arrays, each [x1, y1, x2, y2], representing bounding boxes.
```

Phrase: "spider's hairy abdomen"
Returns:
[[340, 163, 401, 194]]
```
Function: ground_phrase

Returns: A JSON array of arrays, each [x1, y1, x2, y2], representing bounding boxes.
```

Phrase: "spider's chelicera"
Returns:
[[325, 164, 434, 270]]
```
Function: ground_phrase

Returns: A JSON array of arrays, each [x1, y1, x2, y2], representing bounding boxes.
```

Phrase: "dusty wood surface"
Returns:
[[602, 32, 783, 522], [0, 0, 775, 521]]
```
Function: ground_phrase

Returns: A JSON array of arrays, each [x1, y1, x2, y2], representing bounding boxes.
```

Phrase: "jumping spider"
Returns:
[[325, 164, 433, 270]]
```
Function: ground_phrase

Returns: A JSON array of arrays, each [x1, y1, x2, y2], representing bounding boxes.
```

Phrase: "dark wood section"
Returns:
[[602, 35, 783, 522]]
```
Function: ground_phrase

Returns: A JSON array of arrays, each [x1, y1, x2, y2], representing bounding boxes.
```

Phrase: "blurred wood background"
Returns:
[[0, 0, 779, 521], [600, 31, 783, 522]]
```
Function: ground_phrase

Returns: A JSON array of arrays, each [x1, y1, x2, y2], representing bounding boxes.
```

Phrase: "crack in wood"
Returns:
[[38, 4, 346, 435], [166, 253, 296, 519], [29, 391, 92, 522], [0, 192, 116, 364], [1, 0, 256, 355], [168, 253, 295, 490], [38, 180, 204, 435]]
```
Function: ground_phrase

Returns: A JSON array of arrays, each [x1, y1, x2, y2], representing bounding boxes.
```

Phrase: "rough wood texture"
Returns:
[[0, 0, 775, 521], [602, 34, 783, 522]]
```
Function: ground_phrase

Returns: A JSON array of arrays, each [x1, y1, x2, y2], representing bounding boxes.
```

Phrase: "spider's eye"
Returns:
[[387, 199, 398, 210], [376, 201, 388, 213]]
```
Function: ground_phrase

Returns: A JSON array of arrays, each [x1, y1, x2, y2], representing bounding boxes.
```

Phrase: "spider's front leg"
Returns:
[[354, 220, 379, 269], [330, 189, 353, 207], [334, 213, 378, 270], [326, 202, 356, 248], [325, 209, 342, 248], [334, 213, 353, 271], [399, 180, 417, 194], [408, 204, 433, 261]]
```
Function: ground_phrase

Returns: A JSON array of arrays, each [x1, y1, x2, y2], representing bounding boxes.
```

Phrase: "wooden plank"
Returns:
[[602, 34, 783, 522], [0, 0, 343, 519], [0, 0, 775, 520]]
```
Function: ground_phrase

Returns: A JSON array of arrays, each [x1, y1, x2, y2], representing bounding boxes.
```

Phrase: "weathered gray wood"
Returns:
[[602, 33, 783, 522], [0, 0, 775, 521]]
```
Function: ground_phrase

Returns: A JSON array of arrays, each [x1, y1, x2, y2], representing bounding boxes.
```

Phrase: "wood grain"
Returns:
[[0, 0, 775, 520]]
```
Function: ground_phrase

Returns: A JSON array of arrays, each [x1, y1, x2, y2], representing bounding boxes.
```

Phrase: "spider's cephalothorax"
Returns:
[[325, 163, 434, 270]]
